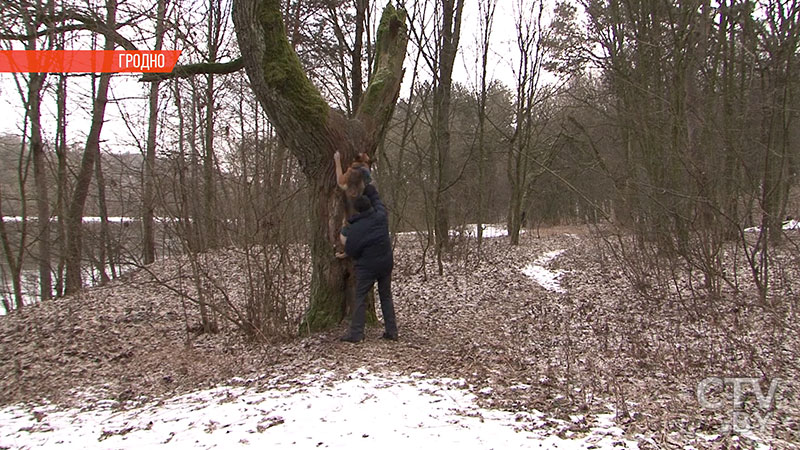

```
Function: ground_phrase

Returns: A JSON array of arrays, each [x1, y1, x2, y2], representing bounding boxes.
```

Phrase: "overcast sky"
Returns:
[[0, 1, 548, 146]]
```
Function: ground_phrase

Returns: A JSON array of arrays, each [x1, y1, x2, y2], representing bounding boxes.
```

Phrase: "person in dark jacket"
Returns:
[[336, 182, 398, 343]]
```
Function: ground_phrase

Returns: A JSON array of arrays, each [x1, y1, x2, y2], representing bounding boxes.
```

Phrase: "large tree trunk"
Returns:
[[232, 0, 407, 332]]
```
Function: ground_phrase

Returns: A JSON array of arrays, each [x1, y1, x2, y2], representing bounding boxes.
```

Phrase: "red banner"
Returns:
[[0, 51, 181, 73]]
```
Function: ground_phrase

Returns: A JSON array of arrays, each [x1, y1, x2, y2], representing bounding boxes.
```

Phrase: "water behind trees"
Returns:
[[0, 216, 182, 315]]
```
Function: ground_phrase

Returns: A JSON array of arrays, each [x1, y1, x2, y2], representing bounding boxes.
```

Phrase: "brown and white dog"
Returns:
[[334, 152, 372, 198]]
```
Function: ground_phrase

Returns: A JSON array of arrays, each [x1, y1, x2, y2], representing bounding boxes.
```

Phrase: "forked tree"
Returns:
[[231, 0, 408, 330]]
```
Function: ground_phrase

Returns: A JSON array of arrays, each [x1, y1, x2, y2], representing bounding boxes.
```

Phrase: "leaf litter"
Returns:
[[0, 227, 797, 449]]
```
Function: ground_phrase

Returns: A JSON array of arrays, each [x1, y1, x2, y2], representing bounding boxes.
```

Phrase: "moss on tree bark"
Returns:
[[233, 0, 406, 333]]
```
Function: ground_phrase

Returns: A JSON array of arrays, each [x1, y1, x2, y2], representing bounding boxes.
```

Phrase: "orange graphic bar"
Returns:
[[0, 51, 182, 73]]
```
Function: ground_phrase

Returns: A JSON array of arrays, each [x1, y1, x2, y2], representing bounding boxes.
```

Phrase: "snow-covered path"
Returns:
[[521, 249, 567, 293], [1, 369, 637, 449]]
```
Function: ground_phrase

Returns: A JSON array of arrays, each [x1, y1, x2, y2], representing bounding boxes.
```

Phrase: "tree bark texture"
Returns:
[[232, 0, 408, 331]]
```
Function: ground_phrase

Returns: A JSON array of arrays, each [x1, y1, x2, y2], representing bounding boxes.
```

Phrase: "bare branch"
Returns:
[[139, 57, 244, 82], [0, 10, 138, 51]]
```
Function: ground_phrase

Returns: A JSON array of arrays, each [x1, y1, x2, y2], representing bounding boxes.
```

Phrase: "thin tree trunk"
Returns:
[[64, 0, 116, 295], [23, 0, 52, 301], [203, 78, 217, 251], [351, 0, 366, 111], [1, 132, 33, 310], [28, 73, 52, 301], [174, 78, 193, 252], [203, 93, 217, 248], [0, 185, 25, 310], [94, 152, 111, 284], [508, 139, 526, 245], [143, 0, 166, 265], [203, 0, 222, 252], [476, 0, 496, 249], [432, 0, 465, 268], [54, 73, 68, 297], [187, 81, 199, 251]]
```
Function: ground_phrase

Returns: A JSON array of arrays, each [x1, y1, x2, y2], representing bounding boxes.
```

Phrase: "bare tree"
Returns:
[[575, 0, 800, 298], [324, 0, 370, 115], [401, 0, 465, 272], [431, 0, 464, 271], [0, 135, 31, 310], [53, 53, 70, 299], [475, 0, 496, 248], [231, 0, 408, 330], [1, 0, 54, 301], [506, 0, 559, 245], [0, 186, 24, 311], [64, 0, 118, 294], [142, 0, 168, 265]]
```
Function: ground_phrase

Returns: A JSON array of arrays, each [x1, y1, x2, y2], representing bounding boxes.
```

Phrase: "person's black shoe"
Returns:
[[339, 334, 363, 343], [381, 332, 398, 341]]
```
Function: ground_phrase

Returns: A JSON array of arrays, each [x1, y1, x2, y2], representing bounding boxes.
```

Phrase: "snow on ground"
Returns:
[[0, 369, 637, 450], [397, 224, 520, 239], [459, 224, 519, 239], [521, 249, 566, 293], [1, 216, 137, 224], [744, 219, 800, 233]]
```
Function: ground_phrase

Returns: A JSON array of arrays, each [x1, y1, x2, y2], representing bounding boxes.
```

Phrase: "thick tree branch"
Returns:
[[232, 0, 331, 175], [140, 57, 244, 82], [355, 4, 408, 149]]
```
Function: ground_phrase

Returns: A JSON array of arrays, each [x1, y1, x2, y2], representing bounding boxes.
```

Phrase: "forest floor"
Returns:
[[0, 226, 798, 449]]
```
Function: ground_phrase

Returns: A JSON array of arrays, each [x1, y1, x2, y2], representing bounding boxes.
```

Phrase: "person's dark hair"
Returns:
[[354, 195, 372, 213]]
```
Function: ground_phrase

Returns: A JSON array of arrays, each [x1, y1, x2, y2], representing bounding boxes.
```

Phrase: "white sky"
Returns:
[[0, 1, 544, 145]]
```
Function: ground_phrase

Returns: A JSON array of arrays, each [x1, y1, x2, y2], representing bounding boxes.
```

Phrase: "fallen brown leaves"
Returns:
[[0, 227, 798, 449]]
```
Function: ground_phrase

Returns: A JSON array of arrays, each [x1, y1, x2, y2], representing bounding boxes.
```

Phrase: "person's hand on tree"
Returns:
[[333, 151, 341, 162], [335, 251, 347, 259]]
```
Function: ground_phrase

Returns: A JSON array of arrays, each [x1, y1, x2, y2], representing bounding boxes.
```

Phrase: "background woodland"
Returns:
[[1, 0, 798, 334]]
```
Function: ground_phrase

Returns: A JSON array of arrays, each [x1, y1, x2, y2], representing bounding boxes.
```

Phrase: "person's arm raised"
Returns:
[[363, 184, 386, 216], [334, 152, 347, 190]]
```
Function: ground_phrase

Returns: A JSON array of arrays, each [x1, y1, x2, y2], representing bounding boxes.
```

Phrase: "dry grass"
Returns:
[[0, 229, 798, 449]]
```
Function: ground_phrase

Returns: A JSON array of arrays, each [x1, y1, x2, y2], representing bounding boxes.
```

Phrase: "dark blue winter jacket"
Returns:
[[344, 184, 393, 275]]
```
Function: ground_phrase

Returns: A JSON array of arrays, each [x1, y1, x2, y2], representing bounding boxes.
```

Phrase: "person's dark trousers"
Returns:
[[348, 269, 398, 339]]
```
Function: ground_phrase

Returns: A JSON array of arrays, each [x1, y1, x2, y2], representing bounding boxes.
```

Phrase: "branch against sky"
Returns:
[[139, 57, 243, 81]]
